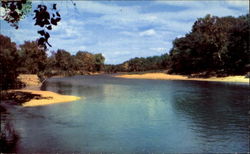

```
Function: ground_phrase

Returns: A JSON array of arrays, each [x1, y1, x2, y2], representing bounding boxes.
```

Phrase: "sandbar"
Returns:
[[115, 73, 249, 83], [11, 90, 81, 107]]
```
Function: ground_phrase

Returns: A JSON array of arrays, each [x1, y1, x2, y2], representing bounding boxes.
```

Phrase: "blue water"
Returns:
[[5, 75, 250, 153]]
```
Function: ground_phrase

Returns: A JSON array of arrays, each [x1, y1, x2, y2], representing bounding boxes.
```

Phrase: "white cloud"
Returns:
[[150, 47, 167, 52], [156, 0, 208, 9], [225, 0, 249, 8], [1, 0, 248, 64], [139, 29, 156, 36]]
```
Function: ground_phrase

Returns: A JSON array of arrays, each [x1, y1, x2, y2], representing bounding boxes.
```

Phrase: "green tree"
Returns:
[[55, 49, 73, 71], [0, 35, 22, 89], [75, 51, 95, 72], [18, 41, 47, 74], [168, 14, 249, 75], [94, 53, 105, 71]]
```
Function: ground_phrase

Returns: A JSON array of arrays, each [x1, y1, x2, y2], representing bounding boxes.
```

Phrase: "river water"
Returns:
[[3, 75, 249, 153]]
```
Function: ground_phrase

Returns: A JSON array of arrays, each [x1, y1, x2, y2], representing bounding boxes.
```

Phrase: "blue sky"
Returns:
[[0, 0, 249, 64]]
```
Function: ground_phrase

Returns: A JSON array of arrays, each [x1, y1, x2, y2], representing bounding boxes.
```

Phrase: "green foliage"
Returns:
[[1, 13, 248, 86], [104, 54, 169, 73], [94, 53, 105, 71], [55, 49, 72, 71], [168, 14, 250, 75], [18, 41, 47, 74], [0, 35, 23, 90]]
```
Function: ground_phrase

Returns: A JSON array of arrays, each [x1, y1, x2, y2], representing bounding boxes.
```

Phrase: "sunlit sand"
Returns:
[[10, 90, 81, 107], [18, 74, 41, 86], [115, 73, 249, 83]]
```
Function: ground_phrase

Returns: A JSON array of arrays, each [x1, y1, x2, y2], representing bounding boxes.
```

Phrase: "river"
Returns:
[[2, 75, 249, 153]]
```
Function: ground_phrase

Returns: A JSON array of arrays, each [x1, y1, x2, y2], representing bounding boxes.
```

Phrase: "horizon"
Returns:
[[1, 0, 249, 64]]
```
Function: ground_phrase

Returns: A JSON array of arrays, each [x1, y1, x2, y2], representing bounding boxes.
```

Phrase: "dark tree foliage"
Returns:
[[1, 0, 31, 29], [168, 14, 250, 76], [33, 4, 61, 49], [1, 1, 61, 49], [0, 35, 22, 90]]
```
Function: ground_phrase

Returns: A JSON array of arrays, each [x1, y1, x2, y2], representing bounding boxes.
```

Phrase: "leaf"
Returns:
[[56, 17, 61, 22], [56, 12, 60, 17], [44, 32, 50, 40], [38, 37, 45, 45], [46, 25, 52, 30], [38, 30, 45, 36], [53, 4, 57, 10], [17, 2, 22, 10], [51, 18, 57, 25]]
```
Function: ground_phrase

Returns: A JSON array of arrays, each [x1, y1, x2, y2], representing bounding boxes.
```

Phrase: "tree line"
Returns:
[[1, 14, 249, 89], [105, 54, 169, 73], [106, 14, 250, 76], [0, 35, 105, 90]]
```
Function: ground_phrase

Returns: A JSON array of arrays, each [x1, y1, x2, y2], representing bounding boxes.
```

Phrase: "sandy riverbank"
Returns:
[[9, 89, 81, 107], [11, 74, 81, 107], [114, 73, 249, 83]]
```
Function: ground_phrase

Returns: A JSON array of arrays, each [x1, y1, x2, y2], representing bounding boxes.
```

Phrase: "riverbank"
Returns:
[[114, 73, 249, 83], [9, 90, 81, 107], [3, 74, 82, 107]]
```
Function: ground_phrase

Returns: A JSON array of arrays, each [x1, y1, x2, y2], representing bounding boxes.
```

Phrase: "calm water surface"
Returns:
[[5, 75, 250, 153]]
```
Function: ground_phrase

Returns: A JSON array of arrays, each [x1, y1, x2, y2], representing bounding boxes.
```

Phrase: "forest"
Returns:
[[1, 14, 249, 90]]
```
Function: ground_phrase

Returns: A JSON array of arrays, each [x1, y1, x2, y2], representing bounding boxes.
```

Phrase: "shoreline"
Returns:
[[11, 90, 81, 107], [8, 74, 82, 107], [114, 73, 249, 83]]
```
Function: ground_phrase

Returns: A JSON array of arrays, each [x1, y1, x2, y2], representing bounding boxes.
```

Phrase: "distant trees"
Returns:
[[104, 54, 169, 73], [45, 50, 105, 76], [0, 34, 106, 89]]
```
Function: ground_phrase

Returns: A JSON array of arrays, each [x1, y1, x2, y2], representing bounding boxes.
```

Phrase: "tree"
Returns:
[[94, 53, 105, 71], [18, 41, 47, 74], [168, 14, 250, 75], [75, 51, 95, 72], [55, 49, 73, 71], [1, 0, 61, 49], [0, 35, 22, 90]]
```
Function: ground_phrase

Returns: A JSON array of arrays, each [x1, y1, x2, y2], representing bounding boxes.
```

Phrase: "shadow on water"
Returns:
[[0, 106, 19, 153]]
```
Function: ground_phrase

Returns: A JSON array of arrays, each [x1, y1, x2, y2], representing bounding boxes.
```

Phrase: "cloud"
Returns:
[[150, 47, 167, 52], [225, 0, 249, 8], [1, 0, 248, 64], [139, 29, 156, 36]]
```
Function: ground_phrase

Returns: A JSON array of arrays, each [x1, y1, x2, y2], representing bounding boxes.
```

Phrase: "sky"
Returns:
[[0, 0, 249, 64]]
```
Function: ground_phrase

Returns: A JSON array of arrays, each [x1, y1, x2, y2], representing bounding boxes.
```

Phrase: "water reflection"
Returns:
[[0, 106, 19, 153], [7, 76, 250, 153], [171, 81, 249, 152]]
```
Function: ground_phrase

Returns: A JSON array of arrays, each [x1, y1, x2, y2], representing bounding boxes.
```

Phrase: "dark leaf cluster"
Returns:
[[33, 4, 61, 49], [1, 0, 28, 29]]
